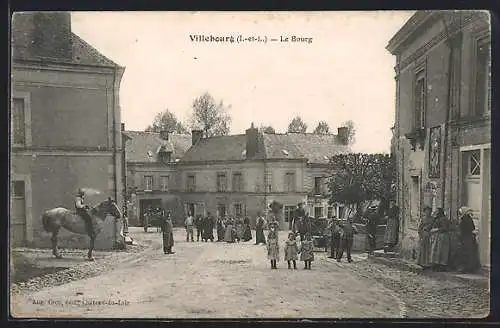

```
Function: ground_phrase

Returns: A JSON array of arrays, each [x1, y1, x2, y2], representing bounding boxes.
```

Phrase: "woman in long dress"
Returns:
[[161, 212, 175, 254], [224, 217, 234, 243], [383, 200, 400, 252], [216, 216, 225, 242], [429, 208, 451, 271], [255, 213, 266, 245], [458, 206, 481, 273], [417, 206, 434, 268], [242, 216, 253, 242]]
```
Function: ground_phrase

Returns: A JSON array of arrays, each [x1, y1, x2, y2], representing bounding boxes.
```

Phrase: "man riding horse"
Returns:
[[75, 188, 94, 236]]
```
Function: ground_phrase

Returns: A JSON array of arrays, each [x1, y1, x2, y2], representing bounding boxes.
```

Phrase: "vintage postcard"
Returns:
[[10, 11, 490, 319]]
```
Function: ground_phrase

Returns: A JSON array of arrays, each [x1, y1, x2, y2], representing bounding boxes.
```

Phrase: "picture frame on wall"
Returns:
[[428, 126, 441, 178]]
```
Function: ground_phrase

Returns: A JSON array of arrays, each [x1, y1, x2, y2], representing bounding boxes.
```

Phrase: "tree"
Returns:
[[287, 116, 307, 133], [259, 125, 276, 134], [190, 92, 231, 137], [327, 153, 396, 216], [341, 120, 356, 145], [145, 110, 189, 134], [313, 121, 330, 134]]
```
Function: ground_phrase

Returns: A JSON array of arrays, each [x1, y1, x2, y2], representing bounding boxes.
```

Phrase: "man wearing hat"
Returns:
[[294, 202, 309, 241], [75, 188, 93, 236]]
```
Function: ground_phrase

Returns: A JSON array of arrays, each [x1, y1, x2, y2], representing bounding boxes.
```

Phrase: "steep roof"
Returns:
[[12, 30, 121, 68], [263, 133, 350, 164], [180, 135, 249, 162], [123, 131, 191, 163], [70, 33, 120, 67], [178, 132, 350, 164]]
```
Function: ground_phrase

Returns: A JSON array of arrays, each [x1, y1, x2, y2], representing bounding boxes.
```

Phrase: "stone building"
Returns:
[[122, 128, 191, 226], [387, 11, 491, 267], [124, 124, 351, 229], [11, 12, 125, 249]]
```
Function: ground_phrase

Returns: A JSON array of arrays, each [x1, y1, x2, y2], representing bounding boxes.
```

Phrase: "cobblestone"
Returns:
[[342, 259, 490, 318]]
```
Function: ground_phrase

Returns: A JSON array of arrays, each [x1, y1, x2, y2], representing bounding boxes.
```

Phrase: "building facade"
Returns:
[[124, 124, 352, 229], [387, 11, 491, 267], [122, 128, 191, 226], [11, 12, 125, 250]]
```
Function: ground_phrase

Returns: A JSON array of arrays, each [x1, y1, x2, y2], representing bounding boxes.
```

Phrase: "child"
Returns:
[[267, 222, 280, 269], [284, 232, 298, 269], [299, 232, 314, 269]]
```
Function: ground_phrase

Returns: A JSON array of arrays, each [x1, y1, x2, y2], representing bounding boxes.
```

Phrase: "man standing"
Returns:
[[75, 189, 93, 236], [337, 217, 358, 263], [185, 212, 195, 242], [327, 218, 341, 259], [365, 204, 379, 255], [195, 215, 203, 242], [161, 212, 175, 254]]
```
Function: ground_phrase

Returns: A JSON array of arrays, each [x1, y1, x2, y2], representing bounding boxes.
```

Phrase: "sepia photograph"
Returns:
[[9, 10, 491, 319]]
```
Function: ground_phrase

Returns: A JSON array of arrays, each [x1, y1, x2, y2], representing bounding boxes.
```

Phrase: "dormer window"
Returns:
[[160, 151, 172, 164]]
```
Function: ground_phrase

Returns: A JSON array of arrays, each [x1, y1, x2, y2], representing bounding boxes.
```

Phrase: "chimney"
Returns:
[[337, 126, 349, 145], [245, 122, 259, 158], [30, 12, 73, 59], [191, 130, 203, 146], [121, 123, 125, 131], [160, 130, 170, 140]]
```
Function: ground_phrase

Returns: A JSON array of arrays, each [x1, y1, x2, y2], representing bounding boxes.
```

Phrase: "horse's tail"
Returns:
[[42, 211, 54, 232]]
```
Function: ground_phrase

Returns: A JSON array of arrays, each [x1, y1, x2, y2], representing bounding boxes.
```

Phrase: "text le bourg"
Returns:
[[189, 34, 313, 44]]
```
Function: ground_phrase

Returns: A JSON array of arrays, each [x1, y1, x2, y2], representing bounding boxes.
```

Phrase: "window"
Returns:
[[468, 150, 481, 176], [327, 206, 334, 218], [187, 174, 196, 192], [414, 70, 426, 129], [144, 176, 153, 191], [234, 203, 243, 217], [284, 205, 295, 222], [232, 172, 243, 192], [160, 176, 169, 191], [474, 38, 491, 116], [12, 181, 25, 198], [338, 206, 345, 219], [314, 177, 323, 195], [12, 98, 25, 145], [284, 173, 295, 192], [314, 206, 323, 218], [217, 172, 227, 192], [160, 151, 172, 164], [186, 203, 195, 216]]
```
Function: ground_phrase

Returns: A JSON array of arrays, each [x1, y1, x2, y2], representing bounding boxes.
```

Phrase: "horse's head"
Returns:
[[95, 197, 122, 219]]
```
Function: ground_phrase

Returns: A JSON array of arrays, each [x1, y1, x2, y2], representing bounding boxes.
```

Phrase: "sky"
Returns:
[[71, 11, 414, 153]]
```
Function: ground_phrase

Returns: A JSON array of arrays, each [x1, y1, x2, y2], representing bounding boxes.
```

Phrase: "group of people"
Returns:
[[323, 217, 360, 263], [143, 207, 166, 232], [184, 212, 255, 244], [417, 206, 480, 273], [266, 222, 315, 270]]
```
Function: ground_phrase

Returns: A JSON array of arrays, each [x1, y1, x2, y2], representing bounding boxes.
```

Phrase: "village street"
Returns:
[[11, 228, 489, 319]]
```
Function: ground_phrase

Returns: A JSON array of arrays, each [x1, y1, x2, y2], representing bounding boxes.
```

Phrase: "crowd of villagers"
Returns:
[[416, 206, 481, 273]]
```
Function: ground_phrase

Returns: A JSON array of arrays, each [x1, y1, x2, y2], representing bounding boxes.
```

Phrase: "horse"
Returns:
[[41, 197, 122, 261]]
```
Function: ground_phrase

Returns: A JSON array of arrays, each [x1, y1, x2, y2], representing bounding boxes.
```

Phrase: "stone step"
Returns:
[[371, 250, 399, 258]]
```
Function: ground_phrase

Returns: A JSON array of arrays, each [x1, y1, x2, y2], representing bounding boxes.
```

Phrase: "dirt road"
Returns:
[[11, 229, 404, 319]]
